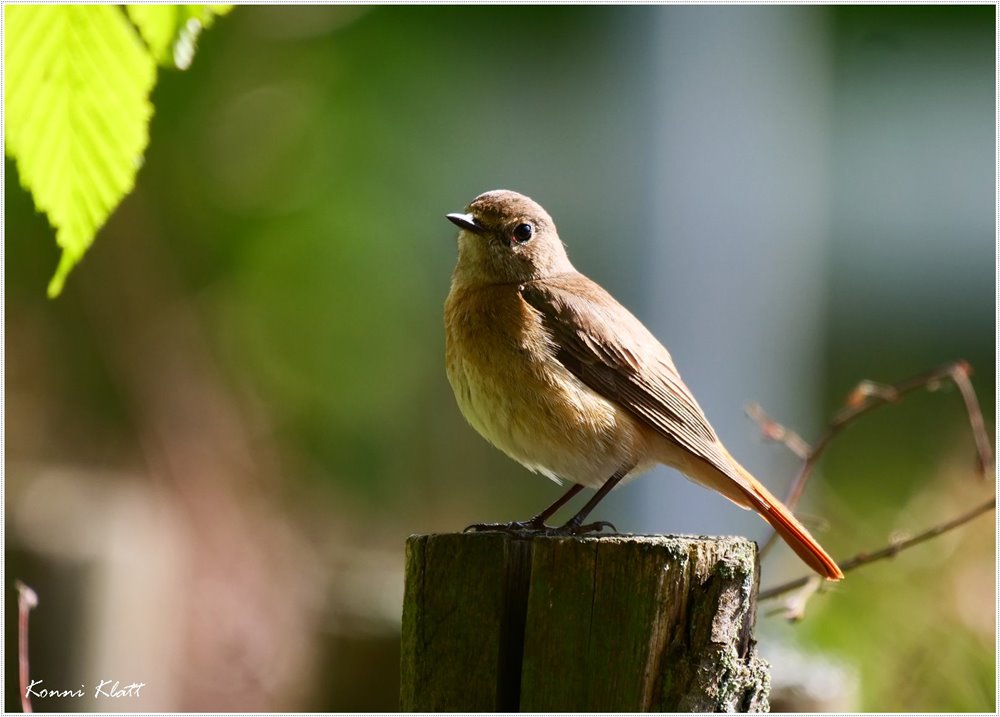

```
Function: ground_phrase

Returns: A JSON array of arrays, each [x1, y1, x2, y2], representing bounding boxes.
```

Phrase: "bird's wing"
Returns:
[[519, 273, 740, 482]]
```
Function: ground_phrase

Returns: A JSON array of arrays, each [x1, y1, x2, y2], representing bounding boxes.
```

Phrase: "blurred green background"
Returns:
[[5, 5, 994, 712]]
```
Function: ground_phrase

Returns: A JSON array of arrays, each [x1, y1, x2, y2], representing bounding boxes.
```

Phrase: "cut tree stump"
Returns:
[[400, 533, 769, 712]]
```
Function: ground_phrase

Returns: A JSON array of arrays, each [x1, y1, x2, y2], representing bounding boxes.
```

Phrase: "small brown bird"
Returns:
[[444, 189, 843, 580]]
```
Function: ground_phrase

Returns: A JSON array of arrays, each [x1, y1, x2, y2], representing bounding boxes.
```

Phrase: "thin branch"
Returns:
[[749, 360, 993, 558], [763, 575, 822, 622], [16, 580, 38, 714], [745, 403, 810, 460], [759, 495, 996, 603]]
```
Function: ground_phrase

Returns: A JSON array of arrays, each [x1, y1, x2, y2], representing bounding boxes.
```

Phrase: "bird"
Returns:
[[443, 189, 843, 580]]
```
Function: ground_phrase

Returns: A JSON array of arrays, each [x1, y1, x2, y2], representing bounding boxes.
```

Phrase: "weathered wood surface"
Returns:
[[400, 533, 769, 712]]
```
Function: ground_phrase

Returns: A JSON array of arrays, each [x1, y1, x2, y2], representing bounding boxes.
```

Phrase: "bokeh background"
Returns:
[[5, 5, 995, 712]]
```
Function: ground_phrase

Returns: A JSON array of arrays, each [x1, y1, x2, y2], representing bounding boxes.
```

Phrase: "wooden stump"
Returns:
[[400, 533, 769, 712]]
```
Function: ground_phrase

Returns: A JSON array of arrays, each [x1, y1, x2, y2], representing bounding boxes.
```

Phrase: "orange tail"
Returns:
[[733, 463, 844, 581]]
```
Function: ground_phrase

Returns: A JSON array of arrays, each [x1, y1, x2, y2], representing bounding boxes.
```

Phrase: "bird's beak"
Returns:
[[446, 212, 484, 235]]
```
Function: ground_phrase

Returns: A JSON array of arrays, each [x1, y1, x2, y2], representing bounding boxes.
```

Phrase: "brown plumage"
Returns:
[[444, 189, 843, 580]]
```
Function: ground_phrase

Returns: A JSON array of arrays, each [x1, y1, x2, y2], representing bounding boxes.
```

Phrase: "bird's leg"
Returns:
[[464, 483, 585, 533], [558, 465, 631, 534]]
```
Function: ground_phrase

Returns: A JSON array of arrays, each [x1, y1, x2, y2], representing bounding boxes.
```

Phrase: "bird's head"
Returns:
[[447, 190, 574, 286]]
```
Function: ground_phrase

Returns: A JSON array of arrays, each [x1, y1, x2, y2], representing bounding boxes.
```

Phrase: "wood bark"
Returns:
[[401, 532, 769, 712]]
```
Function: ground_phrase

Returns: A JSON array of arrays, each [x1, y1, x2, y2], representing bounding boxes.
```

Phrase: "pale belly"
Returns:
[[446, 336, 650, 489]]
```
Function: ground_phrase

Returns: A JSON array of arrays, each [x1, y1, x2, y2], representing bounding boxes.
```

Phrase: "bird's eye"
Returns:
[[512, 223, 534, 243]]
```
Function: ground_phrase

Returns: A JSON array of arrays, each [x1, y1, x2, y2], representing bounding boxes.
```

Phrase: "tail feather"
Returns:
[[732, 462, 844, 581]]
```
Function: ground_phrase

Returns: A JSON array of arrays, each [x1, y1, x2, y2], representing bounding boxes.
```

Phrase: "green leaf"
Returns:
[[127, 5, 232, 69], [5, 6, 156, 296], [5, 5, 230, 296], [124, 5, 178, 65]]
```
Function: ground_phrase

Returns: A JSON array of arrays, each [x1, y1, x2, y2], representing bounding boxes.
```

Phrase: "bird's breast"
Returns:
[[444, 283, 647, 487]]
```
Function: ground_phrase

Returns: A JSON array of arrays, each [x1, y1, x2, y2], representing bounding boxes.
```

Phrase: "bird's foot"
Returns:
[[463, 518, 618, 536], [463, 518, 549, 534], [560, 519, 618, 535]]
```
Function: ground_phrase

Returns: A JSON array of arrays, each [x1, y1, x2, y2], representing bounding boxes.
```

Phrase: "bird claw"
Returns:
[[463, 519, 548, 534], [564, 520, 618, 535], [463, 519, 618, 537]]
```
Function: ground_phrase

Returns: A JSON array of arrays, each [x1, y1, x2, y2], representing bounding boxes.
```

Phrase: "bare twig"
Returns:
[[16, 580, 38, 713], [764, 575, 822, 621], [750, 360, 993, 558], [759, 495, 996, 603], [745, 403, 810, 460]]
